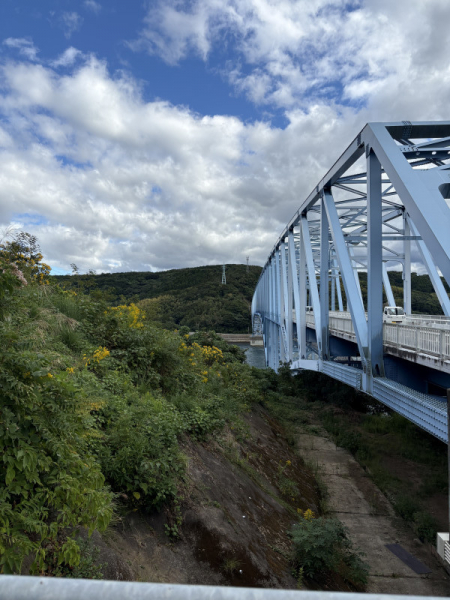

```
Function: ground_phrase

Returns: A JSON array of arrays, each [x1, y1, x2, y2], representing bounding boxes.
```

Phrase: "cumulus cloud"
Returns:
[[1, 56, 337, 273], [1, 1, 450, 275], [2, 38, 39, 61], [133, 0, 450, 110], [50, 47, 82, 68]]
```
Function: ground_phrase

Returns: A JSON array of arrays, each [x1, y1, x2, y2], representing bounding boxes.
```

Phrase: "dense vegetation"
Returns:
[[1, 233, 369, 589], [53, 264, 262, 333], [358, 271, 450, 315], [0, 235, 263, 574], [53, 265, 450, 339]]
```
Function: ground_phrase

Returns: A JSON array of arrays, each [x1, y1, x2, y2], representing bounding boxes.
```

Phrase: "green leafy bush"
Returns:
[[96, 390, 185, 508], [50, 537, 105, 579], [290, 516, 368, 587], [0, 323, 113, 573], [0, 238, 262, 574]]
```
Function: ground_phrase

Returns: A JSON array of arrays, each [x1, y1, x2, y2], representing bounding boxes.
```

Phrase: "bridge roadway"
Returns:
[[302, 311, 450, 375]]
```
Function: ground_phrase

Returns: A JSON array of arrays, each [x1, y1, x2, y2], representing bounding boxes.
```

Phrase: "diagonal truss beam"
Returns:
[[323, 189, 368, 363], [367, 122, 450, 285]]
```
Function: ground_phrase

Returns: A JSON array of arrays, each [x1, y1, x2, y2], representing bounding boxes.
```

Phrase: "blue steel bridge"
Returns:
[[251, 121, 450, 444]]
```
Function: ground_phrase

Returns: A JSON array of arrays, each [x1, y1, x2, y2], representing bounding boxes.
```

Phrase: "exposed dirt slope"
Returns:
[[103, 405, 322, 589], [98, 403, 449, 595]]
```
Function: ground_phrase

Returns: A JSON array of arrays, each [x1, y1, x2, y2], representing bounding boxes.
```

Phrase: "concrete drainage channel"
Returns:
[[295, 429, 450, 596]]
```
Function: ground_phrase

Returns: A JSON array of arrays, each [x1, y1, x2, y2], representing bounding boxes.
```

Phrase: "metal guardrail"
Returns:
[[322, 362, 361, 389], [0, 577, 444, 600], [304, 312, 450, 361], [406, 314, 450, 324]]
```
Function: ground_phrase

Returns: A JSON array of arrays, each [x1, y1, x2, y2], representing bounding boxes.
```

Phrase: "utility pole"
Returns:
[[221, 264, 226, 285]]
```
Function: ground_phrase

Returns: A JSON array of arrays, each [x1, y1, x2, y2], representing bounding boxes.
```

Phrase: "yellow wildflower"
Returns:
[[108, 303, 144, 328]]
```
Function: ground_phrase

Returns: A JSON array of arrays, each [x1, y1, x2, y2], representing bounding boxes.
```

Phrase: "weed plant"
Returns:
[[290, 513, 368, 588], [222, 556, 241, 575], [50, 538, 105, 579]]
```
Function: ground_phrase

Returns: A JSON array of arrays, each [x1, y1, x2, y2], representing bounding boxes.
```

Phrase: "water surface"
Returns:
[[236, 343, 266, 369]]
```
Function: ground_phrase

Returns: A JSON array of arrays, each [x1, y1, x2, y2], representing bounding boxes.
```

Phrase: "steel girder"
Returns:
[[252, 121, 450, 442]]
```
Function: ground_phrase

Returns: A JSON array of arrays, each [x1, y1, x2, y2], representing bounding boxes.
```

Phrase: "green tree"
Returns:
[[0, 232, 50, 284]]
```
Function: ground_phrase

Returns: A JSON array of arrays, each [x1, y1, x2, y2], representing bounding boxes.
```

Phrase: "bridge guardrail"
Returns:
[[303, 312, 450, 362], [0, 576, 445, 600]]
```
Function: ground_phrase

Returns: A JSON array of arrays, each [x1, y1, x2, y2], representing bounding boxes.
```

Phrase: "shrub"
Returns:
[[96, 390, 185, 508], [290, 515, 368, 587], [393, 494, 419, 522], [50, 537, 105, 579], [0, 238, 262, 574], [413, 511, 438, 543], [0, 340, 113, 573]]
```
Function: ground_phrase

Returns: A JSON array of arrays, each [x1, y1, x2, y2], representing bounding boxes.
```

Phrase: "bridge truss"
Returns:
[[252, 121, 450, 443]]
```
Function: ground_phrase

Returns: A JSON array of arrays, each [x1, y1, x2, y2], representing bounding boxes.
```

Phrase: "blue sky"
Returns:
[[0, 1, 263, 124], [1, 0, 450, 274]]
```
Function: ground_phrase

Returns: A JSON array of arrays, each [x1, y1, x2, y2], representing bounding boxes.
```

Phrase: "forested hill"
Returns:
[[53, 264, 262, 333], [53, 266, 450, 333], [358, 271, 450, 315]]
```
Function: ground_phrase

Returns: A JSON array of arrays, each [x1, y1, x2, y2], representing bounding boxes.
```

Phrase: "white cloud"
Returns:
[[2, 57, 338, 272], [2, 38, 39, 61], [2, 1, 450, 275], [132, 0, 450, 111], [51, 47, 82, 68], [1, 46, 448, 274], [84, 1, 101, 14], [60, 12, 83, 39]]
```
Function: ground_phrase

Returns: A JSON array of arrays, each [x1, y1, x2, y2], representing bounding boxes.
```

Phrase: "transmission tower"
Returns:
[[221, 264, 226, 285], [246, 256, 249, 273]]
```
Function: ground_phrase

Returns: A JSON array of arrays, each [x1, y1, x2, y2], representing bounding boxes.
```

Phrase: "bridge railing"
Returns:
[[304, 311, 450, 361], [328, 312, 354, 335], [405, 314, 450, 325], [384, 324, 450, 360], [0, 576, 445, 600]]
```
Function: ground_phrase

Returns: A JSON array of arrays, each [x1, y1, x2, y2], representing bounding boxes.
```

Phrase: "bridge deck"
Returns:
[[302, 312, 450, 374]]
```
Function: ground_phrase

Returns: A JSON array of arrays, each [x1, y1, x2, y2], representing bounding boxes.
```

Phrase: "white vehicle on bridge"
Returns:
[[383, 306, 405, 325]]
